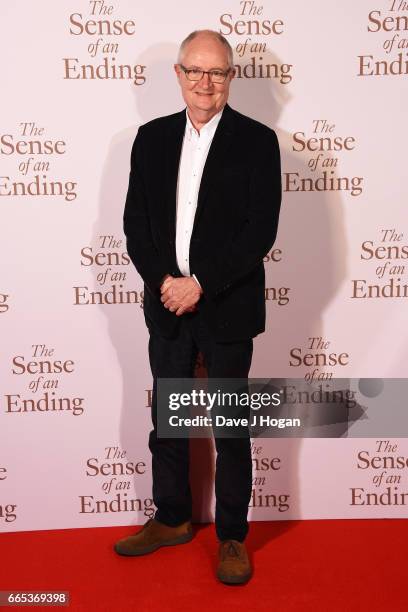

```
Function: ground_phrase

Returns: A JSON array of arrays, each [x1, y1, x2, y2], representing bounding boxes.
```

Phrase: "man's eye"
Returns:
[[189, 69, 202, 75], [211, 71, 224, 78]]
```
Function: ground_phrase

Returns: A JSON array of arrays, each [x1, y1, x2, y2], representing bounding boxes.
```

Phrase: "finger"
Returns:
[[169, 302, 182, 313], [161, 290, 173, 302], [164, 299, 179, 310], [161, 280, 173, 293]]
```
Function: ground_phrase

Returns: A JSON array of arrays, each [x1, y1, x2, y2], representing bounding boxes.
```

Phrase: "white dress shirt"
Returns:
[[175, 108, 223, 279]]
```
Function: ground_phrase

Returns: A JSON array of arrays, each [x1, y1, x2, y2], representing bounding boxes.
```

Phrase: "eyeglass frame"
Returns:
[[178, 64, 233, 84]]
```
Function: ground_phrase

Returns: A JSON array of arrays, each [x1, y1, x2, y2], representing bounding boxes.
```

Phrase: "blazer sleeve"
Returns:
[[123, 126, 168, 294], [192, 128, 282, 298]]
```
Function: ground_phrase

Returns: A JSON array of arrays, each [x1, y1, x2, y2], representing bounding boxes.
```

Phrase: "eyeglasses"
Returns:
[[178, 64, 231, 84]]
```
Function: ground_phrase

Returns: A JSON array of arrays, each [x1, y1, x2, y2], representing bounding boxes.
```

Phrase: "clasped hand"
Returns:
[[160, 275, 202, 316]]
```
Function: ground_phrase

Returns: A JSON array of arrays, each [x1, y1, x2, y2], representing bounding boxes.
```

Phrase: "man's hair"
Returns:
[[177, 30, 234, 68]]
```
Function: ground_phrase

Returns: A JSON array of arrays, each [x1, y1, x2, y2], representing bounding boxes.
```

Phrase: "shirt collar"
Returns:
[[185, 108, 224, 141]]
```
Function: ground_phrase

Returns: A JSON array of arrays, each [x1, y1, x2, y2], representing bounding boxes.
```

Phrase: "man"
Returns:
[[114, 29, 281, 585]]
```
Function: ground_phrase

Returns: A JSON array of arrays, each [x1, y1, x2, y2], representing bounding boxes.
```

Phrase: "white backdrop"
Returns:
[[1, 0, 408, 532]]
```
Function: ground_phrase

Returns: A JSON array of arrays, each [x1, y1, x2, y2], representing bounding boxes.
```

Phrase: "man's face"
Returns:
[[174, 35, 234, 119]]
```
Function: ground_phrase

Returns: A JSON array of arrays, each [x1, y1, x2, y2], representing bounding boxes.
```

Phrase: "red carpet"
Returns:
[[1, 520, 407, 611]]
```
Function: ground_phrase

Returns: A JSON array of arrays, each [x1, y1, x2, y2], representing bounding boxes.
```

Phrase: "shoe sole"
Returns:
[[216, 570, 252, 585], [114, 531, 193, 557]]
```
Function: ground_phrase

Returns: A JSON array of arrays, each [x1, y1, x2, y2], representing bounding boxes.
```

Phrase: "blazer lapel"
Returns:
[[193, 104, 236, 229], [163, 104, 236, 242], [164, 110, 186, 245]]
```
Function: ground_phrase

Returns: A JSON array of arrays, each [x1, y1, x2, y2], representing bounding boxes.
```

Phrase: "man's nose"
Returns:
[[200, 72, 212, 88]]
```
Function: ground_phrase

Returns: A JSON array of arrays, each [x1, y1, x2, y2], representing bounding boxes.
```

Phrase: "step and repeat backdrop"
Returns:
[[1, 1, 408, 532]]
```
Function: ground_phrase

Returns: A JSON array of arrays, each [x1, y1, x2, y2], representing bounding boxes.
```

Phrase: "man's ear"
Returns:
[[174, 64, 181, 84]]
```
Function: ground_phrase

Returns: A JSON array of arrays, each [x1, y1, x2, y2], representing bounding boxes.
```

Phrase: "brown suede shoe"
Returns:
[[114, 518, 193, 556], [217, 540, 252, 585]]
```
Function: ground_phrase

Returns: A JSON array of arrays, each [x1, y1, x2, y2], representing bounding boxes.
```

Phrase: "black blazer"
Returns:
[[123, 103, 282, 342]]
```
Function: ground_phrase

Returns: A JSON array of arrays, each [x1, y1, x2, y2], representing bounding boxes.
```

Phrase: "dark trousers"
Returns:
[[147, 309, 253, 542]]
